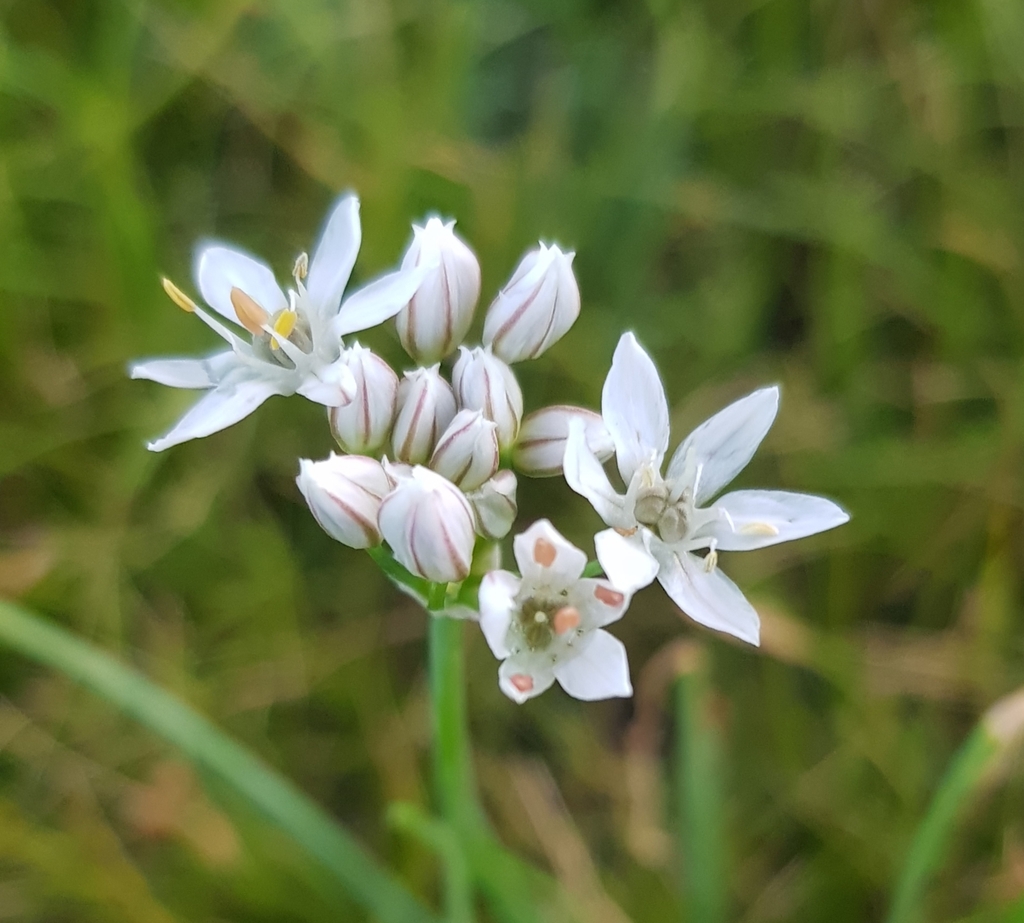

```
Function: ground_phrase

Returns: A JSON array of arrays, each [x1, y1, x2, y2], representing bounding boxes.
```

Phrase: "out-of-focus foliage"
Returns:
[[0, 0, 1023, 920]]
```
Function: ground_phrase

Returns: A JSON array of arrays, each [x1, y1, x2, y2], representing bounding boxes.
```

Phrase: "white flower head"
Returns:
[[483, 243, 580, 364], [396, 217, 481, 364], [131, 195, 427, 451], [513, 404, 615, 477], [391, 364, 458, 464], [378, 465, 476, 583], [466, 469, 518, 540], [429, 409, 500, 491], [452, 345, 523, 450], [564, 332, 850, 646], [479, 520, 633, 704], [296, 453, 391, 549]]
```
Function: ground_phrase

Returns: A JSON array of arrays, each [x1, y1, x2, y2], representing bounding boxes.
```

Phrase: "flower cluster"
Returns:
[[133, 194, 848, 704]]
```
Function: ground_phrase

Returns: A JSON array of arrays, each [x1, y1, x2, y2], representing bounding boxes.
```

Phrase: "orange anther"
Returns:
[[553, 606, 580, 635], [510, 673, 534, 693], [533, 537, 557, 567], [230, 287, 270, 335], [594, 585, 624, 607]]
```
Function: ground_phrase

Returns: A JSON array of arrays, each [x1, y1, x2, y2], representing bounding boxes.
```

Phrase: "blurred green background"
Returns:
[[1, 0, 1023, 920]]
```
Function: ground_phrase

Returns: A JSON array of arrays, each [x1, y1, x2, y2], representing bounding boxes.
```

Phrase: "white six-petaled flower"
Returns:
[[479, 520, 633, 704], [131, 195, 425, 451], [564, 332, 849, 646]]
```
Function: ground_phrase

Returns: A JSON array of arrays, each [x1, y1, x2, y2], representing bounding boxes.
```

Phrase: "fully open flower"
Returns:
[[131, 195, 425, 451], [479, 520, 632, 704], [564, 332, 849, 646]]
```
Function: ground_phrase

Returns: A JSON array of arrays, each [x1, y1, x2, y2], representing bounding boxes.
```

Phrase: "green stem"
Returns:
[[429, 613, 480, 921], [0, 600, 436, 923], [675, 655, 726, 923], [886, 727, 999, 923]]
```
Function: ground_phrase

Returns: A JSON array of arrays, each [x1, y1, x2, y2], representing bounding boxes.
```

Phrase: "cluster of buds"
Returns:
[[298, 213, 590, 587], [134, 194, 849, 705]]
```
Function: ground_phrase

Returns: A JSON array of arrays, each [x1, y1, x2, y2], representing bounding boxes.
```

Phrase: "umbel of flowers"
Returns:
[[132, 194, 848, 702]]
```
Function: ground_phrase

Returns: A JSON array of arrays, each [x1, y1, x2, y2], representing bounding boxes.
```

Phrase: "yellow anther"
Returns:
[[738, 522, 780, 537], [229, 287, 270, 336], [161, 277, 197, 313], [269, 310, 298, 350]]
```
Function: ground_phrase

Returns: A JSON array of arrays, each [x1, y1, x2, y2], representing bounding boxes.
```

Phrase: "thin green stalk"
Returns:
[[0, 600, 436, 923], [886, 727, 999, 923], [675, 652, 726, 923]]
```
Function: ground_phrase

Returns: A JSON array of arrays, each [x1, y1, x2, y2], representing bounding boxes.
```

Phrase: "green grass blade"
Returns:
[[675, 647, 727, 923], [0, 599, 438, 923], [887, 690, 1024, 923]]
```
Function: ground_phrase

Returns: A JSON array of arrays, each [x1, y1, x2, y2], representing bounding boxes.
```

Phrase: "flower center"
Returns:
[[633, 480, 690, 544], [514, 596, 580, 653]]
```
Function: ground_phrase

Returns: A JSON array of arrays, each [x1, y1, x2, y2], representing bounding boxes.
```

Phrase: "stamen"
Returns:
[[270, 310, 298, 351], [593, 585, 624, 608], [704, 539, 718, 574], [162, 277, 197, 313], [293, 252, 308, 282], [738, 522, 780, 537], [230, 287, 270, 335], [510, 673, 534, 694], [533, 538, 557, 567], [553, 606, 580, 635]]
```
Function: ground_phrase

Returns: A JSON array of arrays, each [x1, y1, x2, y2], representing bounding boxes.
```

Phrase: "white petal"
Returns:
[[146, 376, 281, 451], [601, 333, 670, 484], [513, 519, 587, 586], [195, 245, 288, 323], [129, 352, 234, 389], [666, 387, 779, 506], [696, 489, 849, 551], [574, 578, 630, 628], [651, 544, 760, 646], [563, 419, 632, 529], [295, 359, 358, 407], [479, 570, 521, 658], [594, 528, 658, 593], [333, 266, 428, 339], [554, 631, 632, 700], [306, 195, 361, 318], [498, 658, 556, 703]]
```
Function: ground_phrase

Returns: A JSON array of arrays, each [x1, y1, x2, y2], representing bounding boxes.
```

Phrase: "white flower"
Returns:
[[483, 243, 580, 364], [378, 466, 476, 583], [296, 453, 391, 549], [391, 365, 458, 464], [466, 469, 518, 540], [479, 520, 632, 704], [429, 409, 499, 491], [513, 404, 615, 477], [564, 332, 850, 646], [451, 346, 523, 450], [131, 195, 426, 451], [396, 218, 481, 363], [328, 343, 399, 453]]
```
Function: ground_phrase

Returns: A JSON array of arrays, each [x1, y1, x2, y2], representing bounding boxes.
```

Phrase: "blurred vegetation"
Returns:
[[0, 0, 1023, 920]]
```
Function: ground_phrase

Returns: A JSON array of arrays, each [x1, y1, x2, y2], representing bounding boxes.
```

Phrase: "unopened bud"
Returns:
[[466, 469, 518, 539], [513, 405, 615, 477], [396, 218, 481, 363], [378, 466, 476, 583], [391, 365, 458, 464], [451, 346, 523, 450], [430, 410, 499, 491], [328, 344, 399, 453], [483, 243, 580, 363], [296, 454, 390, 549]]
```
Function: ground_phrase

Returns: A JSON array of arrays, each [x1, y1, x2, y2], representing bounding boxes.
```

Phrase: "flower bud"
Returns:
[[451, 346, 523, 450], [296, 454, 390, 549], [429, 409, 499, 491], [396, 218, 481, 364], [378, 466, 476, 583], [483, 243, 580, 364], [391, 364, 458, 464], [513, 405, 615, 477], [466, 470, 518, 539], [327, 343, 399, 453]]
